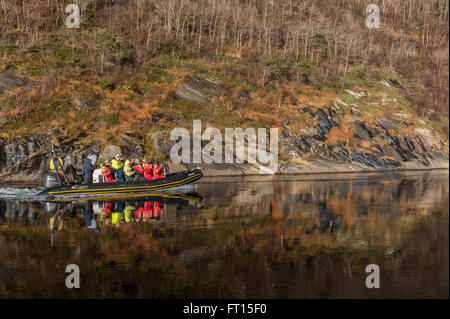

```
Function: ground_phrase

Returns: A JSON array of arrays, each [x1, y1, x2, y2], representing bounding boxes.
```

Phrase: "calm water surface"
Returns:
[[0, 170, 448, 298]]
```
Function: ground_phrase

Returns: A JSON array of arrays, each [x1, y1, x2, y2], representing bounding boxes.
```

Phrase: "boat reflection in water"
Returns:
[[0, 192, 202, 225], [35, 192, 203, 243]]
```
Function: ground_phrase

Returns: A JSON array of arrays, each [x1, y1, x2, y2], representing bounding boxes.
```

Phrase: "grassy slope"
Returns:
[[0, 7, 448, 159]]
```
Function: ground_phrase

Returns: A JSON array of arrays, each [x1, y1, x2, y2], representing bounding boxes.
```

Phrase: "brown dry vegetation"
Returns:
[[0, 0, 448, 141]]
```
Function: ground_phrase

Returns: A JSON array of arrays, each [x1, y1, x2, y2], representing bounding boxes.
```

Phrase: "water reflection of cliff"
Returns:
[[0, 171, 448, 298]]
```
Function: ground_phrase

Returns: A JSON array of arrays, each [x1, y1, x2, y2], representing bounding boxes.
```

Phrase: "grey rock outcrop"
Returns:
[[99, 144, 122, 162], [352, 121, 379, 140], [0, 67, 27, 96], [119, 134, 144, 158], [376, 117, 399, 131], [279, 106, 448, 172], [150, 132, 175, 157], [172, 76, 219, 103], [0, 138, 6, 168], [71, 94, 100, 113]]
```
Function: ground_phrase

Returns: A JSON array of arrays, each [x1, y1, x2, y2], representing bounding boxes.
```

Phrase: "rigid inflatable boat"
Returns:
[[38, 168, 203, 198]]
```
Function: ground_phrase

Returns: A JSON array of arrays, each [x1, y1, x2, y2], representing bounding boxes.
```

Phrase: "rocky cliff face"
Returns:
[[0, 132, 144, 182], [278, 106, 449, 174], [0, 133, 72, 181], [0, 71, 448, 182], [0, 116, 447, 182]]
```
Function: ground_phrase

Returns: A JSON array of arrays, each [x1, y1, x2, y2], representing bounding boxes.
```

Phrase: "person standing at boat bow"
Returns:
[[49, 156, 65, 183], [83, 148, 99, 184]]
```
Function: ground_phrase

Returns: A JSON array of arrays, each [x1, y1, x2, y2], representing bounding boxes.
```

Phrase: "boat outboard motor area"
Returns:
[[43, 173, 63, 188]]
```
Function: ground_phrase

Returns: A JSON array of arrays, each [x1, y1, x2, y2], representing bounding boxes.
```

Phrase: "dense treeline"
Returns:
[[0, 0, 448, 118]]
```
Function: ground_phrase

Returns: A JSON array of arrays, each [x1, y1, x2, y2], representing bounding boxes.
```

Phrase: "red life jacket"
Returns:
[[143, 163, 153, 180], [102, 202, 114, 217], [152, 164, 164, 179], [133, 206, 144, 220], [102, 166, 116, 183], [143, 202, 153, 219], [132, 163, 144, 175], [152, 202, 162, 218]]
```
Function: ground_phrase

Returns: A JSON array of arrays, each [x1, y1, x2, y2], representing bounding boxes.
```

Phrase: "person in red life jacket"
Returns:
[[143, 201, 153, 220], [151, 201, 162, 220], [142, 160, 154, 180], [133, 204, 144, 221], [101, 160, 116, 183], [100, 202, 114, 221], [132, 159, 145, 181], [151, 160, 164, 179]]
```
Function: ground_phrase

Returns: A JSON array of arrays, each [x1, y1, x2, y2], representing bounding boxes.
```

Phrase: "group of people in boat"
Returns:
[[90, 154, 165, 184], [50, 150, 166, 185]]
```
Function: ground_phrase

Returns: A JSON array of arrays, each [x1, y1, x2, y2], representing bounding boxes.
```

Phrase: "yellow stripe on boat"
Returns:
[[47, 173, 201, 195]]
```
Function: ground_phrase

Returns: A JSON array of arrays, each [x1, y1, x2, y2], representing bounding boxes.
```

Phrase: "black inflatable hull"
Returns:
[[38, 169, 203, 197]]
